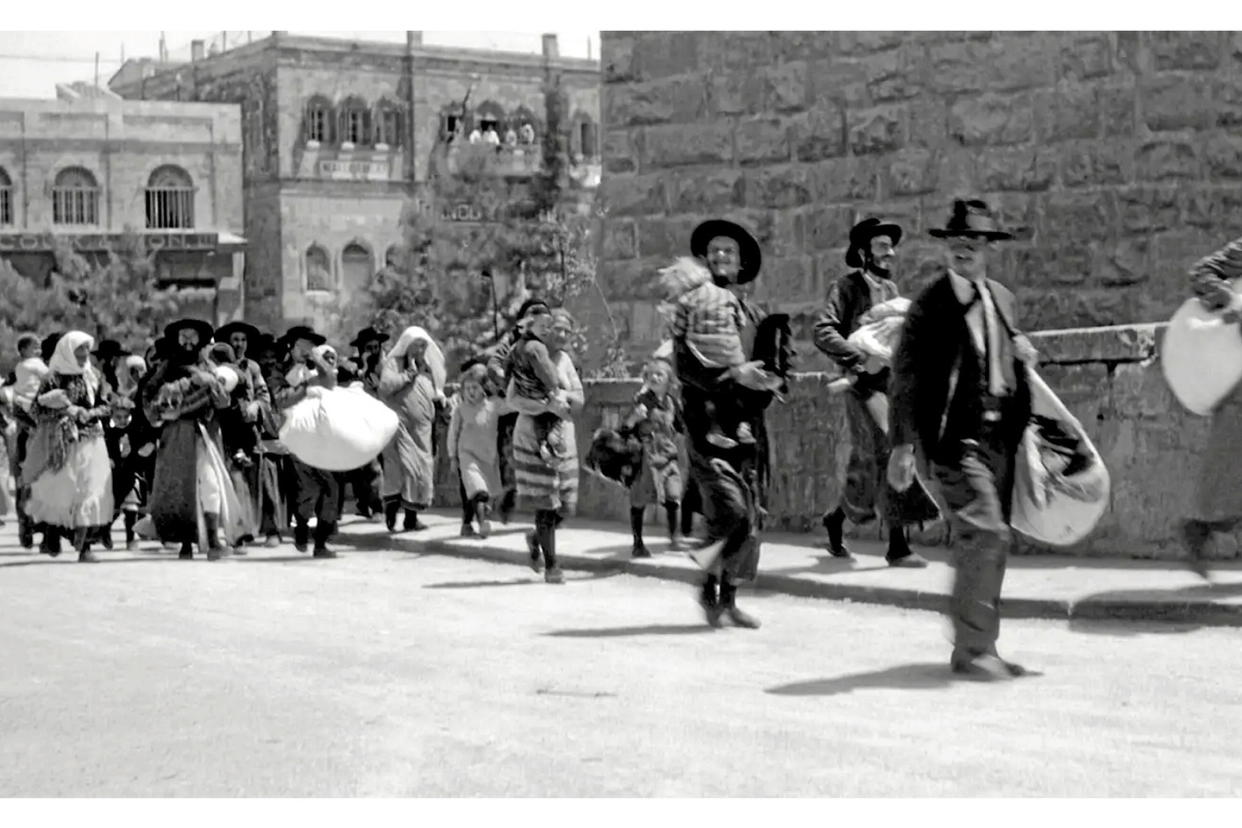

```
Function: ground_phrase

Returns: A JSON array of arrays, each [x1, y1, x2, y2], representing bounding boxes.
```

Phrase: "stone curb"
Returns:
[[412, 535, 1242, 628]]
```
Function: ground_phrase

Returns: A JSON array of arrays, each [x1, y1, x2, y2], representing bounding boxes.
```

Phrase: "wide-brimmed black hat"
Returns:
[[846, 217, 904, 268], [349, 326, 390, 349], [93, 339, 130, 360], [689, 219, 763, 285], [163, 318, 215, 344], [215, 321, 262, 344], [929, 199, 1013, 241], [280, 325, 326, 347]]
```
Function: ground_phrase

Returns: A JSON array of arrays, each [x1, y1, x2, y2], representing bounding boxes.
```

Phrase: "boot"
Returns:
[[312, 521, 337, 558], [124, 512, 138, 551], [1179, 519, 1213, 580], [18, 513, 34, 549], [40, 528, 63, 558], [698, 574, 723, 628], [665, 502, 685, 551], [886, 524, 928, 568], [499, 490, 515, 525], [99, 526, 114, 551], [720, 577, 760, 629], [474, 499, 491, 539], [630, 507, 650, 558], [179, 541, 194, 560], [384, 498, 400, 532], [75, 528, 99, 563], [823, 507, 852, 559], [526, 530, 544, 573], [538, 517, 563, 583], [403, 509, 427, 532], [293, 521, 310, 553], [204, 512, 223, 561]]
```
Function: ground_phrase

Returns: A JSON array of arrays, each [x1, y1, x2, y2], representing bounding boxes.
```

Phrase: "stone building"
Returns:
[[598, 31, 1242, 368], [0, 90, 245, 322], [109, 32, 601, 333]]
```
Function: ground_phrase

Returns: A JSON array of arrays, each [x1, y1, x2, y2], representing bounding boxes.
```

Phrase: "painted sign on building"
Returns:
[[317, 159, 390, 181]]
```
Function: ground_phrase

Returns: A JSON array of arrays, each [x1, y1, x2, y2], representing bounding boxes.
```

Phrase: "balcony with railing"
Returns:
[[145, 186, 195, 229]]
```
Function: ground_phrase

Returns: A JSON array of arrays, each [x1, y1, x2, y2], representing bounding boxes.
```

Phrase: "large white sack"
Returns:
[[1161, 286, 1242, 416], [278, 385, 399, 472], [1010, 370, 1110, 547], [848, 297, 911, 363]]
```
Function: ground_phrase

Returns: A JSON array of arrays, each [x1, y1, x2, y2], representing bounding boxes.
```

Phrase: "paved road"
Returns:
[[2, 525, 1241, 797]]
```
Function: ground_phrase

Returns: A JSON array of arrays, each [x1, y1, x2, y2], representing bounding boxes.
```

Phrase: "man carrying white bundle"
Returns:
[[813, 217, 939, 566]]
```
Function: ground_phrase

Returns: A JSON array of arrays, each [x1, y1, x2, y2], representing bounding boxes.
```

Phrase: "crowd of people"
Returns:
[[2, 199, 1235, 681]]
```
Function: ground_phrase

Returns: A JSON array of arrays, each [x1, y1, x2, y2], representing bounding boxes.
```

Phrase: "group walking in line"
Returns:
[[0, 194, 1231, 681]]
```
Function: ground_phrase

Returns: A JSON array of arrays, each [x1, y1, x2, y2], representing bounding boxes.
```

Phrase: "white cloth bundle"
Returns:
[[1010, 369, 1110, 547], [848, 297, 912, 363], [1161, 286, 1242, 416], [278, 385, 399, 471]]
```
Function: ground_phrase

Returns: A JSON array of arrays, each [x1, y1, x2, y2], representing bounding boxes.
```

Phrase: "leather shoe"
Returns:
[[951, 654, 1016, 681], [888, 552, 929, 568]]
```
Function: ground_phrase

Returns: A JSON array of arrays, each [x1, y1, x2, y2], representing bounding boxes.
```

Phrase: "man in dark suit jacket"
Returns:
[[887, 199, 1038, 681], [814, 217, 940, 565]]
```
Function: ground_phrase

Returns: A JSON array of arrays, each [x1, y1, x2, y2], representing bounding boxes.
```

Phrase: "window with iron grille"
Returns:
[[305, 98, 332, 143], [306, 245, 332, 291], [52, 167, 99, 226], [376, 104, 402, 147], [0, 166, 12, 225], [145, 165, 195, 229], [339, 99, 369, 145]]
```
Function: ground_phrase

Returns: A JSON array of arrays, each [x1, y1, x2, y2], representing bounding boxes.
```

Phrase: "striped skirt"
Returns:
[[512, 413, 579, 516]]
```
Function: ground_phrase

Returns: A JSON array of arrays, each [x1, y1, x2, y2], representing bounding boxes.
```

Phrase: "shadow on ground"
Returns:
[[544, 623, 716, 638]]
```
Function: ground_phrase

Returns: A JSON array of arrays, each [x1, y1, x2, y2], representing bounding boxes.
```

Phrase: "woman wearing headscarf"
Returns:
[[378, 326, 446, 532], [507, 307, 584, 584], [22, 331, 115, 561]]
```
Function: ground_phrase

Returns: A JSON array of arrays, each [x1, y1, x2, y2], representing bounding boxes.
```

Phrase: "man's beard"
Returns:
[[173, 345, 199, 365], [865, 256, 893, 279]]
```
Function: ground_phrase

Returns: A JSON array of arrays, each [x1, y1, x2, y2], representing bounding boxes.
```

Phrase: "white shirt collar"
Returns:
[[948, 269, 988, 306]]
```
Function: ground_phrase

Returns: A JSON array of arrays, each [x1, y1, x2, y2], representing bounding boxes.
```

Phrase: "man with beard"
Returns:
[[251, 332, 293, 545], [676, 219, 784, 629], [269, 325, 340, 557], [814, 218, 940, 566], [143, 319, 244, 561]]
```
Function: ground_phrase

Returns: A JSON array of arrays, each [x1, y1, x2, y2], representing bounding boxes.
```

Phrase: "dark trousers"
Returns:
[[689, 444, 761, 583], [292, 458, 340, 527], [337, 459, 382, 516], [929, 425, 1015, 661]]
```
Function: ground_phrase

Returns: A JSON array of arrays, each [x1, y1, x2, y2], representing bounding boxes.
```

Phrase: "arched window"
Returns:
[[145, 165, 194, 229], [475, 100, 506, 138], [304, 95, 333, 144], [0, 166, 12, 226], [338, 96, 371, 146], [52, 166, 99, 225], [341, 242, 373, 294], [375, 99, 403, 148], [511, 105, 540, 145], [306, 244, 332, 292]]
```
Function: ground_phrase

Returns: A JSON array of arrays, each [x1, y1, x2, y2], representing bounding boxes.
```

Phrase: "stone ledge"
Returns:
[[1028, 322, 1164, 363]]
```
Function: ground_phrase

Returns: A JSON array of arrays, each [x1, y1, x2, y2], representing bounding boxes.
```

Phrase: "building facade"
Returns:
[[110, 32, 601, 333], [0, 92, 245, 322], [598, 31, 1242, 368]]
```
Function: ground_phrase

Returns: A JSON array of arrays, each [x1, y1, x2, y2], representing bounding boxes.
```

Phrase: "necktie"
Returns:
[[974, 282, 1007, 396]]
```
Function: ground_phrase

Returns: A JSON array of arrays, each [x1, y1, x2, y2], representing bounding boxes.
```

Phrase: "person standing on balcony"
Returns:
[[814, 217, 940, 566]]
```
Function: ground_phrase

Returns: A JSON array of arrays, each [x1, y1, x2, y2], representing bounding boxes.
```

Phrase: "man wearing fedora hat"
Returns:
[[269, 324, 342, 557], [814, 217, 940, 566], [677, 218, 785, 628], [143, 318, 243, 561], [887, 199, 1038, 681], [348, 327, 389, 395]]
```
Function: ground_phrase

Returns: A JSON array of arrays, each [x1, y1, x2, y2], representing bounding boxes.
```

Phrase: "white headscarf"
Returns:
[[47, 330, 99, 404], [385, 326, 446, 394]]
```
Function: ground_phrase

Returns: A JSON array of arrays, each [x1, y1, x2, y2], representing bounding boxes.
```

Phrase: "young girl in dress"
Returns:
[[624, 358, 686, 557], [448, 363, 505, 538]]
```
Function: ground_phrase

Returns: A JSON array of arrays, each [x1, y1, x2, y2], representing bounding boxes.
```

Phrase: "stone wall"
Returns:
[[431, 322, 1229, 561], [598, 31, 1242, 369]]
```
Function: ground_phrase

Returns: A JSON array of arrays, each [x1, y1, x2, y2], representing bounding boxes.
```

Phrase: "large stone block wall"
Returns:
[[598, 31, 1242, 369], [430, 322, 1228, 561]]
